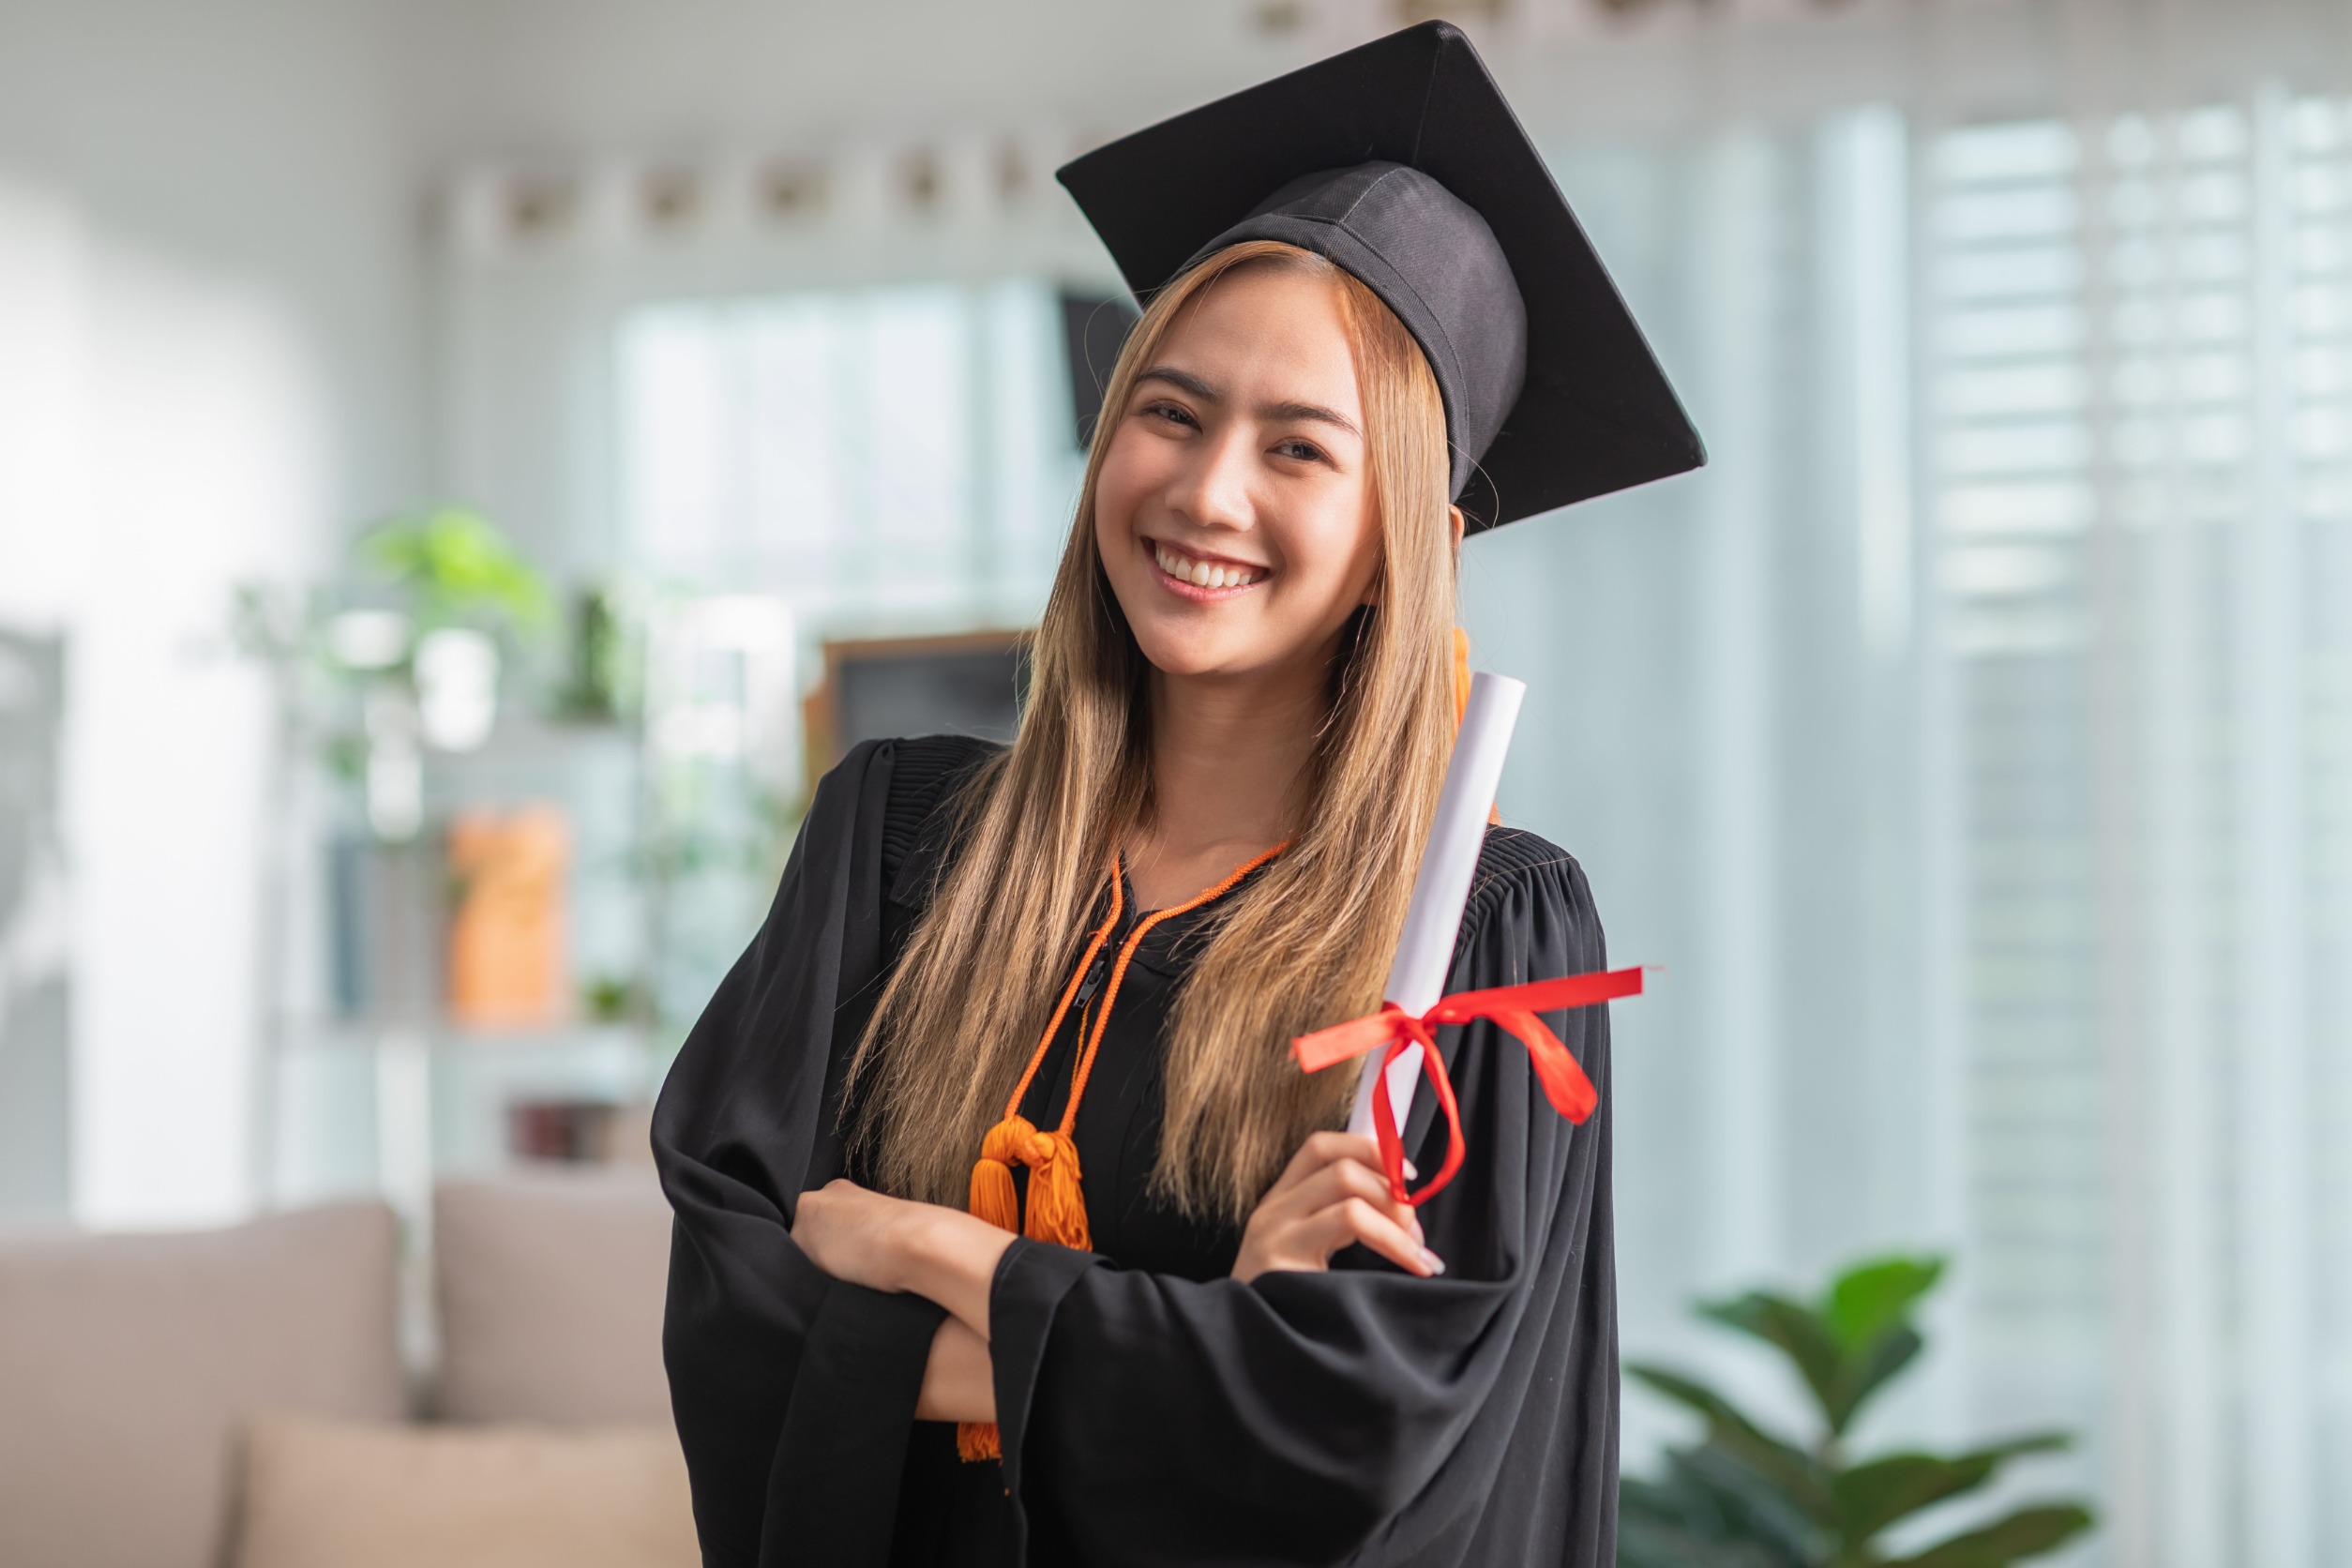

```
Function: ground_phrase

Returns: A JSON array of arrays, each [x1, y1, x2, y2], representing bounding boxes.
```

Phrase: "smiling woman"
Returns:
[[651, 21, 1697, 1568]]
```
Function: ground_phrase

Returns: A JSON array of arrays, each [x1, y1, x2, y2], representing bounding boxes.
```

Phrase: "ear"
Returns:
[[1448, 505, 1466, 555]]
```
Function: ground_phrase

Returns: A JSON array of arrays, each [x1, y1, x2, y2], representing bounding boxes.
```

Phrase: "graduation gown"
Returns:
[[653, 734, 1619, 1568]]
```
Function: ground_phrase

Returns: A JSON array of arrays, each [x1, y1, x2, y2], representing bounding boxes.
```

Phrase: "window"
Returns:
[[618, 279, 1079, 633], [1927, 96, 2352, 1564]]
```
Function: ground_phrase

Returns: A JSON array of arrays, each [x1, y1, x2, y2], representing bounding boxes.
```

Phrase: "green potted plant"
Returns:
[[1620, 1256, 2093, 1568]]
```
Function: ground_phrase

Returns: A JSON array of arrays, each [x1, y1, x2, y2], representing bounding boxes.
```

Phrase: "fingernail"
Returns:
[[1402, 1158, 1418, 1179], [1422, 1250, 1445, 1275]]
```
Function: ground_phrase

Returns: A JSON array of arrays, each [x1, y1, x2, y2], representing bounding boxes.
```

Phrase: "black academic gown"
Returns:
[[653, 735, 1619, 1568]]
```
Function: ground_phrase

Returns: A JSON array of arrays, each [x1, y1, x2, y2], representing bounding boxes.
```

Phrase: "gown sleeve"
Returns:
[[988, 837, 1618, 1568], [652, 739, 948, 1568]]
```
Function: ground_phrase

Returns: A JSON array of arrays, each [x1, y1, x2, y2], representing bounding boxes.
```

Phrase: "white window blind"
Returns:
[[1928, 96, 2352, 1567]]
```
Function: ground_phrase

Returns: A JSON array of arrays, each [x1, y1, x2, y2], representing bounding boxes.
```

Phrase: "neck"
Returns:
[[1130, 650, 1329, 907]]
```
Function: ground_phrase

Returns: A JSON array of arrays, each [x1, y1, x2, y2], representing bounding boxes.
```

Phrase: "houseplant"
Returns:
[[1619, 1256, 2094, 1568]]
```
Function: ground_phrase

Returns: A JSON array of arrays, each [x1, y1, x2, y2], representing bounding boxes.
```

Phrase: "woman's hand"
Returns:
[[1230, 1132, 1443, 1284], [792, 1178, 1016, 1337], [792, 1178, 928, 1293]]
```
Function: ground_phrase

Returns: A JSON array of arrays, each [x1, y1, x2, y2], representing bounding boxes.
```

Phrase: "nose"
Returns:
[[1162, 421, 1257, 536]]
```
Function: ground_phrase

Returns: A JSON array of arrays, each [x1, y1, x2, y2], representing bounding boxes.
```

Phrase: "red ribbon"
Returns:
[[1290, 967, 1645, 1206]]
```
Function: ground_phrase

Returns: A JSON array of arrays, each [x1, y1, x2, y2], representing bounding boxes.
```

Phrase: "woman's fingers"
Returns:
[[1269, 1129, 1383, 1195], [1283, 1155, 1422, 1243], [1298, 1197, 1443, 1277], [1231, 1130, 1441, 1283]]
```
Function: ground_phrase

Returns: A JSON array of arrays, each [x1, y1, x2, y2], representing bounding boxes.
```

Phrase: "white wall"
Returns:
[[0, 0, 425, 1227]]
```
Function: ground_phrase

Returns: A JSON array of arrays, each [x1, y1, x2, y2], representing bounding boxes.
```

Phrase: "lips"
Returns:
[[1150, 538, 1269, 592]]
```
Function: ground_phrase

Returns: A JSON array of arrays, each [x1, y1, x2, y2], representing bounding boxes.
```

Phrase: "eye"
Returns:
[[1138, 400, 1199, 430], [1273, 437, 1330, 465]]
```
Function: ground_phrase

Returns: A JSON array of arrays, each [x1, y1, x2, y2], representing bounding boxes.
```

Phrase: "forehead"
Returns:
[[1157, 265, 1364, 411]]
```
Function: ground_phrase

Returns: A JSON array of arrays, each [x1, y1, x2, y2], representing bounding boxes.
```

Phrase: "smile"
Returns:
[[1150, 538, 1269, 595]]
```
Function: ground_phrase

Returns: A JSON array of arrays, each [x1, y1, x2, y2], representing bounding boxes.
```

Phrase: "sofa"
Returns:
[[0, 1167, 694, 1568]]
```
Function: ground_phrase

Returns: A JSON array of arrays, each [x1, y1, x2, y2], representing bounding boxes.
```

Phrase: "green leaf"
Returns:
[[1617, 1515, 1795, 1568], [1618, 1448, 1819, 1568], [1621, 1470, 1804, 1568], [1823, 1255, 1945, 1354], [1672, 1446, 1825, 1563], [1833, 1453, 1998, 1542], [358, 508, 551, 638], [1625, 1364, 1832, 1520], [1884, 1504, 2095, 1568], [1821, 1322, 1923, 1435], [1831, 1437, 2069, 1543], [1698, 1291, 1846, 1425]]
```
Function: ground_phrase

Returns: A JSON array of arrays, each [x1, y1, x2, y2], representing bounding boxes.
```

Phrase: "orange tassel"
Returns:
[[1019, 1130, 1090, 1250], [967, 1125, 1026, 1234], [968, 1117, 1091, 1249], [958, 1116, 1076, 1464]]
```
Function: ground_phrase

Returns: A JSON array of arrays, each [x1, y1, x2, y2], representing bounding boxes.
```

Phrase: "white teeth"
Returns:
[[1155, 543, 1259, 590]]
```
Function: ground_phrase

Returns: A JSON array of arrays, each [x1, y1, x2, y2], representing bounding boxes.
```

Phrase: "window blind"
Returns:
[[1928, 95, 2351, 1568]]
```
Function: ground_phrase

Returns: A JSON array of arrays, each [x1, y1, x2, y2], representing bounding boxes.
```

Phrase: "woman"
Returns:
[[654, 23, 1701, 1568]]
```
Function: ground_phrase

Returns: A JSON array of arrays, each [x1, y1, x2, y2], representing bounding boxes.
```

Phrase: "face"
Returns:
[[1093, 264, 1385, 683]]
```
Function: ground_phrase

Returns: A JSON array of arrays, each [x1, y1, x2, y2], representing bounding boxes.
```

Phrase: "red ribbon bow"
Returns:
[[1290, 967, 1645, 1206]]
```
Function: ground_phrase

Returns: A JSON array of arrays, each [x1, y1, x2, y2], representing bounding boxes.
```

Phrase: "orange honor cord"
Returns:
[[957, 838, 1289, 1463], [1290, 965, 1646, 1207]]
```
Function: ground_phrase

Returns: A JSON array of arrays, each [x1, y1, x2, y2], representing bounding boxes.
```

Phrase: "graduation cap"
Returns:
[[1056, 21, 1703, 532]]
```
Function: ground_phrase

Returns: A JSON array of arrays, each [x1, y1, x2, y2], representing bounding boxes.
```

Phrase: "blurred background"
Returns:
[[1, 0, 2348, 1564]]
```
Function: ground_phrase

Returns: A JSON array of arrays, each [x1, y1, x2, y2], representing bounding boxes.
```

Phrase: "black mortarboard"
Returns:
[[1056, 21, 1703, 532]]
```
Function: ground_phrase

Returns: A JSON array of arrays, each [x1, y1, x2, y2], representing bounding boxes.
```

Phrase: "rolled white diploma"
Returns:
[[1347, 671, 1527, 1138]]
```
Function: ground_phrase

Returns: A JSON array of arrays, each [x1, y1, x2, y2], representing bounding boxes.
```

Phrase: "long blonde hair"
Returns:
[[846, 240, 1457, 1221]]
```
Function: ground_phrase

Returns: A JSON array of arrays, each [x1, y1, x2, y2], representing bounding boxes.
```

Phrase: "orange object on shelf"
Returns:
[[445, 805, 569, 1028]]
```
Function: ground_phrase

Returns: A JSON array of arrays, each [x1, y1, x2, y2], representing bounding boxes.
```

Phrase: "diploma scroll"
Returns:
[[1347, 671, 1526, 1139]]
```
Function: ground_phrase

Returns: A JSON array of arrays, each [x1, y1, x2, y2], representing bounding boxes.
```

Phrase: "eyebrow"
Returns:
[[1135, 365, 1363, 440]]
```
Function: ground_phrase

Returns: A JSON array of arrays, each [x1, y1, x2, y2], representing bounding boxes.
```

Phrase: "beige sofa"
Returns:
[[0, 1168, 690, 1568]]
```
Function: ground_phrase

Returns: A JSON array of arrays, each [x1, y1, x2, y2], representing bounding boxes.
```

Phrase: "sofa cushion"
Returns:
[[233, 1412, 697, 1568], [0, 1201, 404, 1568], [432, 1168, 672, 1424]]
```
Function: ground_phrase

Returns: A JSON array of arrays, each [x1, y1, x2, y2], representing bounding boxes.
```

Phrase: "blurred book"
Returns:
[[446, 805, 569, 1028]]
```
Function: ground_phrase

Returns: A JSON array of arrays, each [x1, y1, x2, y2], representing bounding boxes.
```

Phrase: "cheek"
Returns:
[[1092, 430, 1156, 547], [1280, 488, 1383, 601]]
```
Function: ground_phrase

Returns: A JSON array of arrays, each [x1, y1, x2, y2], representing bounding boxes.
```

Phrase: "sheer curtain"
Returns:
[[1466, 67, 2352, 1568]]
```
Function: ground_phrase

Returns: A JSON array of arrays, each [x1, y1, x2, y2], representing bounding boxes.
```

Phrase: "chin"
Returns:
[[1128, 630, 1234, 679]]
